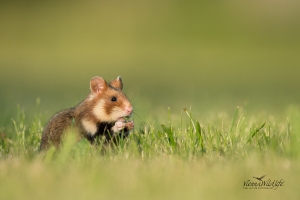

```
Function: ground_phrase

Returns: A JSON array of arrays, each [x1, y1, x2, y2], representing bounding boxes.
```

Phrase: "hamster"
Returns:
[[39, 76, 134, 151]]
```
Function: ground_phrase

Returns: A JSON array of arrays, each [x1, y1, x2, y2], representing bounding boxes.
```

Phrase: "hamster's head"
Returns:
[[89, 76, 133, 122]]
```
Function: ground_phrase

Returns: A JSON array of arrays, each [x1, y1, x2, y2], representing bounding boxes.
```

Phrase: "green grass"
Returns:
[[0, 104, 300, 200]]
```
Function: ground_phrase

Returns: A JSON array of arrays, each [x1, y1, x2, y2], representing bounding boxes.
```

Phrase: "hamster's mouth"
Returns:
[[115, 112, 132, 122], [122, 113, 132, 119], [117, 116, 131, 122]]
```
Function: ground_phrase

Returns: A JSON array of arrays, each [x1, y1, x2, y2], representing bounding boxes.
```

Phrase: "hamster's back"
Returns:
[[40, 108, 75, 150]]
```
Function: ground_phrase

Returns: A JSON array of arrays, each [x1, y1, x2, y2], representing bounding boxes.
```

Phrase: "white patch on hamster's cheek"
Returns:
[[82, 119, 97, 135], [93, 99, 112, 122], [110, 107, 127, 121]]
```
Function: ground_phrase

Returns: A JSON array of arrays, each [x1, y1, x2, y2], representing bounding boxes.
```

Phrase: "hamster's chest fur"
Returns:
[[84, 122, 129, 144]]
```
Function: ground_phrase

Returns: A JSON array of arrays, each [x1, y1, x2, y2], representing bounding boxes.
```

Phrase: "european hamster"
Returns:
[[40, 76, 134, 151]]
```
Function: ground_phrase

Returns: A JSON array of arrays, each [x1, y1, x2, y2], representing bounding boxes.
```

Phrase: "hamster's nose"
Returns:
[[126, 106, 133, 115]]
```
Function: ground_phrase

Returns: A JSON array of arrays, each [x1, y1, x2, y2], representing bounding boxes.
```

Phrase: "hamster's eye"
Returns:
[[111, 96, 117, 102]]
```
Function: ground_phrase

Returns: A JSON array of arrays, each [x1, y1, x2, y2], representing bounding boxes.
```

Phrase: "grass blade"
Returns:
[[246, 122, 266, 144], [161, 124, 175, 147], [183, 107, 196, 133], [195, 121, 205, 153]]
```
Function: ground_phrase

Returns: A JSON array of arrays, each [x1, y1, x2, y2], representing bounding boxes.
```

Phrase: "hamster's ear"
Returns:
[[110, 76, 123, 90], [90, 76, 108, 94]]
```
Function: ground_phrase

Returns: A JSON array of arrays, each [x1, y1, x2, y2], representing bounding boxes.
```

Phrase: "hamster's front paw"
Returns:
[[114, 121, 126, 131], [125, 121, 134, 130], [111, 119, 125, 133]]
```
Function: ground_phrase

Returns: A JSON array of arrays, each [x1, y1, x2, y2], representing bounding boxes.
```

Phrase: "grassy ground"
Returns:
[[0, 104, 300, 199], [1, 1, 300, 199]]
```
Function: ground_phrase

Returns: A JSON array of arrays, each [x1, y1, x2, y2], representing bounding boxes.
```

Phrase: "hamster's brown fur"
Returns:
[[40, 76, 134, 151]]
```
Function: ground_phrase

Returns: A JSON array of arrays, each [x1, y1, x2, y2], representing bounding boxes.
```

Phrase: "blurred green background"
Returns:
[[0, 0, 300, 124]]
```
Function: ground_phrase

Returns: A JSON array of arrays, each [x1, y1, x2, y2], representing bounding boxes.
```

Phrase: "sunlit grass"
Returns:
[[1, 103, 299, 160]]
